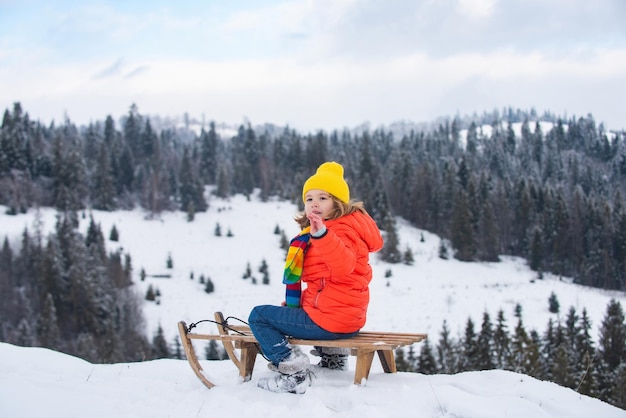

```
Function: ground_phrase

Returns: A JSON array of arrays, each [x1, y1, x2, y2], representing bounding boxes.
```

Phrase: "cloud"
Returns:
[[456, 0, 497, 19], [0, 0, 625, 131], [94, 58, 125, 79], [124, 65, 150, 79]]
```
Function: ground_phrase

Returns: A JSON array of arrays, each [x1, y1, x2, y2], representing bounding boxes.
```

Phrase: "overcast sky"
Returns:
[[1, 0, 624, 133]]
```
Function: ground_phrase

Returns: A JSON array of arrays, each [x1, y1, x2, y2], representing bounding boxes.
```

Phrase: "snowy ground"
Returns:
[[1, 192, 625, 417], [1, 342, 623, 418]]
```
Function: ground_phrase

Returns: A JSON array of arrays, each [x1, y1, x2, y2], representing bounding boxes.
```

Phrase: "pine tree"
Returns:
[[461, 317, 480, 371], [146, 285, 156, 301], [242, 262, 251, 279], [597, 299, 626, 370], [551, 342, 573, 388], [451, 190, 475, 261], [417, 339, 438, 374], [493, 309, 511, 370], [595, 299, 626, 404], [37, 293, 61, 350], [85, 215, 107, 264], [0, 237, 13, 302], [465, 123, 478, 156], [548, 291, 560, 314], [476, 311, 495, 370], [437, 320, 457, 373], [92, 143, 116, 210], [525, 330, 544, 380], [403, 246, 414, 265], [478, 199, 499, 261], [611, 363, 626, 409], [172, 337, 183, 360], [141, 119, 158, 162], [179, 147, 207, 215], [563, 306, 586, 387], [613, 204, 626, 290], [115, 144, 135, 195], [380, 217, 402, 263], [529, 227, 543, 272], [541, 318, 558, 382], [123, 104, 142, 161], [51, 136, 87, 211], [259, 259, 270, 285], [199, 122, 219, 184], [40, 233, 66, 326], [574, 308, 596, 396], [152, 325, 170, 359], [204, 277, 215, 294], [513, 179, 533, 255], [405, 345, 418, 371], [14, 317, 34, 347], [215, 167, 229, 198], [109, 224, 119, 242], [394, 347, 412, 372], [510, 317, 531, 375], [205, 340, 223, 360], [438, 239, 449, 260]]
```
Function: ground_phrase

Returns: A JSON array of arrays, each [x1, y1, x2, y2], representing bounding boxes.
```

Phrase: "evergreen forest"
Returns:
[[1, 102, 625, 409]]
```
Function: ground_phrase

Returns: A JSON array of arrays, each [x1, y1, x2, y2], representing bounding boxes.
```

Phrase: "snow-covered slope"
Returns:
[[2, 193, 621, 345], [1, 193, 625, 417]]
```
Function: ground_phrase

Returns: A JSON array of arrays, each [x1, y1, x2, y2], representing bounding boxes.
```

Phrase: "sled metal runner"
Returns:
[[178, 311, 427, 389]]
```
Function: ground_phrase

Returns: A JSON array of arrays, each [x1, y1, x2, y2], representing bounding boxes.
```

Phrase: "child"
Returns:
[[248, 161, 384, 394]]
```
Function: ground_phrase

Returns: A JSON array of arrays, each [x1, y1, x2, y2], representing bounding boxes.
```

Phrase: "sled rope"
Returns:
[[185, 316, 272, 362], [186, 316, 250, 335]]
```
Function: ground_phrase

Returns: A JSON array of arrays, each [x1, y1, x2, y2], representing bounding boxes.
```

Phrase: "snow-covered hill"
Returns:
[[1, 341, 622, 418], [1, 192, 625, 417], [2, 193, 622, 344]]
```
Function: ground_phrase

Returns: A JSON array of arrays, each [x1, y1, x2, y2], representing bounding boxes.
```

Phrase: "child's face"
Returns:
[[304, 189, 335, 220]]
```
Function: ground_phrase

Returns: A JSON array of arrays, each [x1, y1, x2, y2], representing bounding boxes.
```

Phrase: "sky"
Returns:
[[0, 0, 625, 133], [1, 192, 626, 417]]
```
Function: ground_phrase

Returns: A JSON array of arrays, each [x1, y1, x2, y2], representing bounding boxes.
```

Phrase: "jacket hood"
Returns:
[[327, 211, 383, 253]]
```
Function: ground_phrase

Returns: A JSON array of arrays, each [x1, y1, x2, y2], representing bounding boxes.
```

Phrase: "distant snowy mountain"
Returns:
[[127, 107, 588, 142]]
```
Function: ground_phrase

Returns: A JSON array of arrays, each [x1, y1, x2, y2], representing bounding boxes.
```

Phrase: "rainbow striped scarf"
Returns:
[[283, 227, 310, 308]]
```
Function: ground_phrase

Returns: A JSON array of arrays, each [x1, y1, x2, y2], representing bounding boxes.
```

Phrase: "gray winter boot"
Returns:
[[311, 346, 349, 371], [257, 369, 313, 394], [258, 347, 313, 394], [276, 346, 310, 374]]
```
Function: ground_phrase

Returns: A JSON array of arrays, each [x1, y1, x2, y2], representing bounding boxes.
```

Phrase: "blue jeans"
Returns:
[[248, 305, 358, 366]]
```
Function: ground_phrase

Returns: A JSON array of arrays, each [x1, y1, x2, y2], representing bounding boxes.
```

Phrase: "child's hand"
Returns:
[[307, 212, 325, 235]]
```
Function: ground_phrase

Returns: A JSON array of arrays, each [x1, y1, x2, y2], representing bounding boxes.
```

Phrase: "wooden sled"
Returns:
[[178, 311, 427, 389]]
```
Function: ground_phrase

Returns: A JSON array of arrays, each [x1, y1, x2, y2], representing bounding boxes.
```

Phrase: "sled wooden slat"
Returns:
[[177, 321, 216, 389], [178, 311, 427, 389]]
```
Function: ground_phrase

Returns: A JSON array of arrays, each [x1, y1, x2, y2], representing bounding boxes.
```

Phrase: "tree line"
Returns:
[[0, 210, 157, 362], [398, 298, 626, 410], [1, 102, 625, 290]]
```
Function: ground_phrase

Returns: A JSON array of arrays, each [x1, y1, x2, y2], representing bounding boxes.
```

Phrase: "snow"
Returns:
[[1, 341, 621, 418], [1, 192, 625, 417]]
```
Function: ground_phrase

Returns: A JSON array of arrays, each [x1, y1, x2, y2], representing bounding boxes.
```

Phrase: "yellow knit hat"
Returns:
[[302, 161, 350, 204]]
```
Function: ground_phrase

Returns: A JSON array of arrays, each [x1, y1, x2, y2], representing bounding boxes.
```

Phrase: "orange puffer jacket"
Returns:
[[301, 211, 383, 333]]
